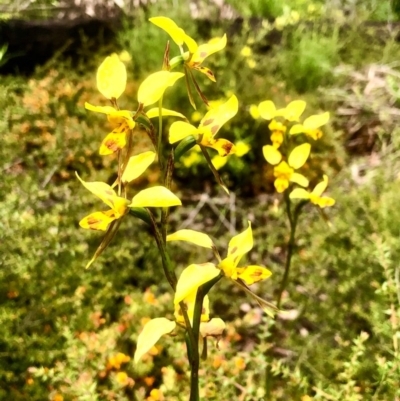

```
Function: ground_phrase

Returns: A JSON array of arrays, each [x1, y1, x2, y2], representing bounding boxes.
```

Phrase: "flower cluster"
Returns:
[[257, 99, 335, 207]]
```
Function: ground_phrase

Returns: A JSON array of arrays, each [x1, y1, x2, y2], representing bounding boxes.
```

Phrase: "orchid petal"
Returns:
[[149, 17, 186, 46], [289, 188, 311, 199], [146, 108, 187, 120], [134, 318, 176, 363], [169, 121, 199, 143], [137, 71, 184, 107], [290, 173, 309, 188], [288, 143, 311, 169], [122, 151, 156, 183], [236, 265, 272, 285], [99, 130, 127, 155], [258, 100, 276, 120], [199, 95, 238, 136], [130, 186, 181, 208], [174, 263, 220, 305], [226, 221, 253, 267], [263, 145, 282, 165], [79, 210, 117, 231], [167, 229, 214, 249], [96, 54, 127, 99]]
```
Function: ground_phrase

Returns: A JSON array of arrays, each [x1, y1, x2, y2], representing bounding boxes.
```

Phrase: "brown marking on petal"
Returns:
[[230, 246, 238, 255], [251, 270, 263, 277], [105, 139, 121, 153], [200, 51, 208, 58], [202, 118, 214, 126], [104, 189, 115, 196], [211, 125, 219, 135], [222, 142, 233, 155], [86, 216, 102, 230]]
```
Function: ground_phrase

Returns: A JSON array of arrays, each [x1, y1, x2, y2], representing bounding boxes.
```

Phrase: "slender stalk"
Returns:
[[276, 193, 307, 308], [189, 275, 222, 401], [158, 95, 164, 169], [147, 208, 177, 290]]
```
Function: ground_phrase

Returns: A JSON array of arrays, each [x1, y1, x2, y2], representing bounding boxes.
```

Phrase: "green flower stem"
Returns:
[[276, 193, 307, 308], [147, 208, 177, 291], [158, 95, 164, 169], [190, 275, 222, 401]]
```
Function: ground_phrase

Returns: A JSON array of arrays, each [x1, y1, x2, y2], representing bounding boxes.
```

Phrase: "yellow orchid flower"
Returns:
[[76, 152, 180, 230], [149, 16, 227, 83], [85, 103, 135, 155], [290, 174, 335, 208], [263, 143, 311, 193], [169, 95, 238, 156], [76, 173, 130, 231], [217, 222, 272, 285], [134, 289, 225, 363], [96, 53, 127, 100], [258, 100, 306, 122], [290, 112, 330, 140], [168, 223, 271, 291], [167, 225, 277, 315]]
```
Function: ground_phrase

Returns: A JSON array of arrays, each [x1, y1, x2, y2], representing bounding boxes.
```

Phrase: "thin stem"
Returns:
[[147, 208, 177, 291], [158, 95, 164, 169], [276, 193, 307, 308], [189, 275, 222, 401]]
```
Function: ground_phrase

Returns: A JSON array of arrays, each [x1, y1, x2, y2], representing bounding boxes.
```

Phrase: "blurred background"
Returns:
[[1, 0, 400, 400]]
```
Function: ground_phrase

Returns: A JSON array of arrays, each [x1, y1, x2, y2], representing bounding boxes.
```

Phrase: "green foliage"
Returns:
[[276, 25, 341, 93]]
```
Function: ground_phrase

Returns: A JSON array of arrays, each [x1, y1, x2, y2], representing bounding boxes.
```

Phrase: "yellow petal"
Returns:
[[274, 177, 289, 193], [235, 141, 250, 157], [134, 318, 176, 363], [99, 130, 127, 155], [199, 95, 238, 137], [107, 110, 136, 129], [288, 143, 311, 169], [76, 172, 129, 215], [258, 100, 276, 120], [211, 154, 228, 170], [277, 100, 306, 121], [289, 188, 310, 199], [190, 35, 227, 64], [174, 263, 220, 305], [191, 65, 216, 82], [169, 121, 199, 144], [85, 102, 116, 114], [236, 265, 272, 285], [79, 210, 117, 231], [166, 229, 214, 248], [183, 34, 199, 54], [149, 17, 186, 47], [122, 151, 156, 183], [312, 174, 329, 197], [202, 138, 236, 157], [303, 112, 330, 129], [249, 104, 260, 120], [200, 318, 226, 337], [226, 221, 253, 267], [137, 71, 184, 107], [290, 173, 309, 187], [96, 54, 127, 99], [313, 196, 335, 208], [146, 108, 187, 120], [129, 186, 181, 208], [289, 123, 305, 135], [262, 145, 282, 165]]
